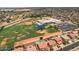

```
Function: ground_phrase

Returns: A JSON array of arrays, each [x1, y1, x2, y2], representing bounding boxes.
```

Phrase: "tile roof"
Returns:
[[47, 40, 57, 46], [14, 37, 39, 47], [54, 37, 63, 44], [14, 32, 62, 47], [37, 42, 47, 49], [26, 45, 37, 51], [13, 47, 24, 51], [67, 32, 76, 38]]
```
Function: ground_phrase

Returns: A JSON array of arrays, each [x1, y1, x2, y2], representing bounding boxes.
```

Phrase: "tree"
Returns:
[[0, 26, 5, 32]]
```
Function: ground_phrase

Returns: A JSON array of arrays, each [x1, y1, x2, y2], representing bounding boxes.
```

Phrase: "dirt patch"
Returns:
[[18, 34, 23, 36], [1, 42, 7, 48], [36, 30, 48, 35], [0, 35, 4, 38], [3, 38, 10, 42], [13, 31, 19, 34], [16, 35, 26, 40], [0, 38, 10, 48], [26, 32, 30, 34], [16, 37, 21, 40], [24, 21, 33, 25]]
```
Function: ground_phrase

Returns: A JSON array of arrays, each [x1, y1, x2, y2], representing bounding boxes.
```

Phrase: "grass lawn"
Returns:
[[0, 23, 44, 50], [36, 40, 46, 44], [0, 23, 59, 50], [46, 25, 59, 33]]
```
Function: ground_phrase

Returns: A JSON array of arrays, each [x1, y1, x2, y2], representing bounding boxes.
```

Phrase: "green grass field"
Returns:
[[0, 23, 59, 50], [0, 23, 44, 50]]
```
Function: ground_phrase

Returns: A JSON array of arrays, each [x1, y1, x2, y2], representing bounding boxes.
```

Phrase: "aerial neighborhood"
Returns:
[[0, 8, 79, 51]]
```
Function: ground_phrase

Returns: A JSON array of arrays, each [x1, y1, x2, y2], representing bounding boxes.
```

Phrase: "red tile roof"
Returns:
[[37, 42, 47, 49], [13, 47, 24, 51], [14, 37, 39, 47], [14, 32, 62, 47], [47, 40, 57, 46], [54, 37, 63, 44], [67, 32, 75, 38]]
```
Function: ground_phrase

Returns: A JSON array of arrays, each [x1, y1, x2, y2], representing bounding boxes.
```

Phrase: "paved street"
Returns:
[[58, 40, 79, 51]]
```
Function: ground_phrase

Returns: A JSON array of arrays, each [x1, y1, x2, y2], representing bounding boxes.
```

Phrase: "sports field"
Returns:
[[0, 22, 59, 50]]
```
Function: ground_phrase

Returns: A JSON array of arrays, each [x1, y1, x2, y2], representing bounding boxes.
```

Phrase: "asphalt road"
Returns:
[[58, 41, 79, 51]]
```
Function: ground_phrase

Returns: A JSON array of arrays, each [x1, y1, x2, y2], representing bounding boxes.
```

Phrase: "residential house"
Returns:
[[13, 47, 24, 51], [23, 44, 37, 51], [47, 40, 58, 51], [36, 40, 50, 51], [54, 37, 64, 48], [61, 34, 72, 44]]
